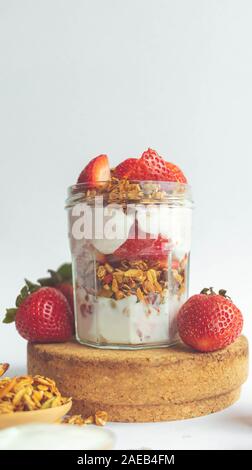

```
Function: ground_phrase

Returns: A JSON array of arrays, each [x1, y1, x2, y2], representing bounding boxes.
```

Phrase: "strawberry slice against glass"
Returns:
[[113, 158, 138, 179], [114, 225, 170, 261], [77, 154, 111, 185], [125, 148, 187, 182]]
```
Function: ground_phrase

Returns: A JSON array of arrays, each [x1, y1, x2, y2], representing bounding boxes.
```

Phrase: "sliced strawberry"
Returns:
[[113, 158, 138, 179], [165, 162, 187, 183], [135, 148, 168, 181], [132, 148, 187, 183], [114, 227, 170, 261], [77, 154, 111, 185]]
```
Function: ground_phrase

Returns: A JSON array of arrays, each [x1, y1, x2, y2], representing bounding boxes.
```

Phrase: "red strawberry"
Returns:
[[177, 288, 243, 352], [57, 283, 74, 314], [4, 286, 73, 343], [113, 158, 138, 179], [77, 154, 111, 185], [37, 263, 74, 320], [136, 148, 168, 181], [165, 162, 187, 183], [114, 227, 170, 261], [133, 148, 187, 183]]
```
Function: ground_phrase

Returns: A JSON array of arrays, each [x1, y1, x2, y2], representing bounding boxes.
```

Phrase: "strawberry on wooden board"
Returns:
[[177, 288, 243, 352], [37, 263, 74, 316], [77, 154, 111, 185], [113, 158, 138, 179], [3, 282, 73, 343], [56, 283, 74, 314]]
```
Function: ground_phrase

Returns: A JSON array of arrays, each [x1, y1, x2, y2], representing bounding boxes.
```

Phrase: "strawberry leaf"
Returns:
[[3, 263, 72, 326], [57, 263, 72, 282], [37, 263, 72, 287], [3, 308, 17, 323], [25, 279, 40, 293], [37, 276, 56, 287], [16, 286, 28, 307]]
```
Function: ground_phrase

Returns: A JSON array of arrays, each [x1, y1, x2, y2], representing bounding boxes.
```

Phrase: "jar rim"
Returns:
[[66, 180, 193, 208]]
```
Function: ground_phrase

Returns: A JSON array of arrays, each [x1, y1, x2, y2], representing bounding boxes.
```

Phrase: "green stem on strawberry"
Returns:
[[200, 287, 232, 301], [37, 263, 72, 287], [3, 263, 73, 324], [3, 279, 40, 323]]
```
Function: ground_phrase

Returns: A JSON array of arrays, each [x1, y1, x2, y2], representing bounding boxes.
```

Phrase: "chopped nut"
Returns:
[[115, 290, 125, 300], [147, 269, 157, 284], [143, 280, 155, 293], [111, 278, 118, 293], [23, 393, 36, 411], [37, 384, 49, 391], [12, 387, 28, 406], [113, 271, 124, 283], [0, 374, 70, 415], [84, 415, 94, 424], [0, 378, 16, 399], [0, 363, 9, 378], [124, 269, 141, 278], [0, 402, 14, 414], [173, 270, 183, 285], [136, 288, 145, 302], [95, 410, 108, 426], [97, 265, 106, 279], [43, 391, 53, 399], [62, 414, 86, 425], [97, 287, 113, 298], [104, 263, 113, 273], [61, 412, 106, 426]]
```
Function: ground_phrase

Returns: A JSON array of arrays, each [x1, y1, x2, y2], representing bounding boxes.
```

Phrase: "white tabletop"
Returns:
[[109, 381, 252, 450]]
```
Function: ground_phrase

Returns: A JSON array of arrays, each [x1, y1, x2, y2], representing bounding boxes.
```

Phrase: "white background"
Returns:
[[0, 0, 252, 449]]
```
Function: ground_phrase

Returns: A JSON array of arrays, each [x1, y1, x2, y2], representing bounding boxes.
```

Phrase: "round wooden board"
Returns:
[[27, 336, 248, 422]]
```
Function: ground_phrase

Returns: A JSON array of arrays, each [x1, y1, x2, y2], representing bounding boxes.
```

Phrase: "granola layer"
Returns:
[[96, 255, 188, 302]]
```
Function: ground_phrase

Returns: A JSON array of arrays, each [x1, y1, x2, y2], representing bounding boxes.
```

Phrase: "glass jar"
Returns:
[[66, 180, 193, 349]]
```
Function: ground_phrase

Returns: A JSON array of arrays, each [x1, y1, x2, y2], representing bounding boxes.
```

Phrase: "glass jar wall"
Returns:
[[66, 180, 193, 349]]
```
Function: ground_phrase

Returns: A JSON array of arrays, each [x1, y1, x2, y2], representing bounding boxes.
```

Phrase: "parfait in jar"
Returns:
[[66, 148, 193, 349]]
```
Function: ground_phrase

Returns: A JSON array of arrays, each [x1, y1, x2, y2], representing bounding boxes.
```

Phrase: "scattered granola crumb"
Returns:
[[95, 410, 108, 426], [62, 411, 108, 426]]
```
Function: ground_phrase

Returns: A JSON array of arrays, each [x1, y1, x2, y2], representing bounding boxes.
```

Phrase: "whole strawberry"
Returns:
[[56, 282, 74, 313], [177, 288, 243, 352], [37, 263, 74, 319], [3, 283, 73, 343]]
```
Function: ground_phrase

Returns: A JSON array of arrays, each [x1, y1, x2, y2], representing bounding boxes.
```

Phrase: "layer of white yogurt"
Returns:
[[76, 291, 186, 346], [136, 205, 192, 254]]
